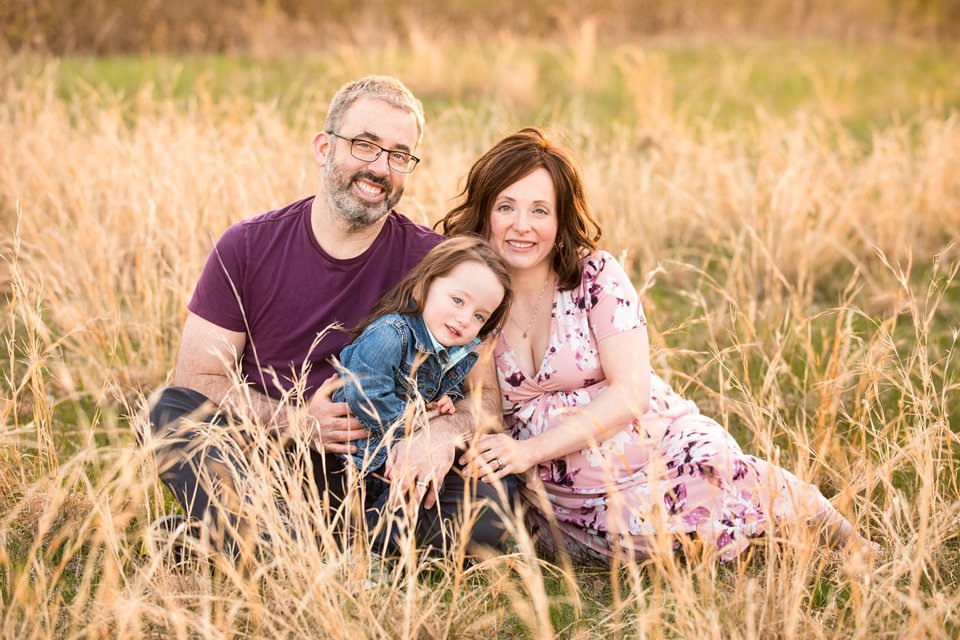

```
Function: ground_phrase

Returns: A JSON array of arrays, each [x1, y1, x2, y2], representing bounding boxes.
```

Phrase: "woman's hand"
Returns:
[[460, 433, 537, 483]]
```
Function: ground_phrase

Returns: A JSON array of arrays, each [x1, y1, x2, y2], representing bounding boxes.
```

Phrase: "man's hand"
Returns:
[[384, 423, 457, 510], [305, 374, 369, 454]]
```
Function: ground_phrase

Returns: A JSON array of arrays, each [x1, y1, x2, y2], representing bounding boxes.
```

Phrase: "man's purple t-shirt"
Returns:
[[188, 196, 444, 400]]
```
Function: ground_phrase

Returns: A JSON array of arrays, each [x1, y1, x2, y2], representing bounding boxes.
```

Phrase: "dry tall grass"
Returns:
[[1, 42, 959, 638]]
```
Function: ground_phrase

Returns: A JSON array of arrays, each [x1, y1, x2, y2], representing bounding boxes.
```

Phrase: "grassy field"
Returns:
[[1, 37, 959, 638]]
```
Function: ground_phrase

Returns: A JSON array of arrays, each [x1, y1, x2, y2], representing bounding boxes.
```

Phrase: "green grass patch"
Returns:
[[33, 39, 960, 137]]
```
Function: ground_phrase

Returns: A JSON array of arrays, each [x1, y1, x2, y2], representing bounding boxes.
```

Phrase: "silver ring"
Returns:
[[416, 480, 429, 487], [496, 457, 505, 472]]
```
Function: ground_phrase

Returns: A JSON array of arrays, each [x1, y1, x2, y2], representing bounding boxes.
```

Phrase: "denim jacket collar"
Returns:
[[407, 312, 437, 356], [408, 313, 479, 366]]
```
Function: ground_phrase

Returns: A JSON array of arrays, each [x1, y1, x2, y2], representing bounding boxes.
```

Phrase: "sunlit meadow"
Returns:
[[1, 29, 959, 639]]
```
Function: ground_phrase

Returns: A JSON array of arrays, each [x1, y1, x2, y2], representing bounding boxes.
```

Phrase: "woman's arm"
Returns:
[[462, 325, 652, 482]]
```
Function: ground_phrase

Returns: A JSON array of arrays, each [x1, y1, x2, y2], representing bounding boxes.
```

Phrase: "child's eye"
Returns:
[[474, 313, 486, 323], [452, 296, 463, 305]]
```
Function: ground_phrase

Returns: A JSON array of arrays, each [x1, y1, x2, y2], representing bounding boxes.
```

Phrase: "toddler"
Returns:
[[332, 235, 512, 548]]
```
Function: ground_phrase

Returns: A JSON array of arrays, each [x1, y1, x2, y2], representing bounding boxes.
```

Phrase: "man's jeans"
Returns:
[[145, 386, 514, 556]]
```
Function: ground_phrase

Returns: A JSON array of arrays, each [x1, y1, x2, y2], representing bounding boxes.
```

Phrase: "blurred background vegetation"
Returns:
[[3, 0, 960, 55]]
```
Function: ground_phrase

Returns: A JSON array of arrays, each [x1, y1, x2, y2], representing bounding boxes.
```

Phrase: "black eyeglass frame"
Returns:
[[326, 131, 420, 173]]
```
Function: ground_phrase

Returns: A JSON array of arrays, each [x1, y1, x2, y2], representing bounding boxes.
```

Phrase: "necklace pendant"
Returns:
[[510, 271, 553, 344]]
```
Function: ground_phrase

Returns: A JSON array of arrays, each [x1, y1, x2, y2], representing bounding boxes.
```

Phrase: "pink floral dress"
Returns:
[[495, 251, 832, 562]]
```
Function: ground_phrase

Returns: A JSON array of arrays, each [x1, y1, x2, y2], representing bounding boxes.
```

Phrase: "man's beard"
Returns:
[[324, 152, 403, 230]]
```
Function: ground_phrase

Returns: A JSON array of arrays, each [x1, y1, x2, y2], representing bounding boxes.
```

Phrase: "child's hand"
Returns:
[[426, 395, 456, 416]]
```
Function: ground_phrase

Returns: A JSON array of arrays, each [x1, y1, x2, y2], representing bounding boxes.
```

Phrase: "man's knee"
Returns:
[[148, 386, 220, 437], [142, 386, 231, 467], [145, 387, 248, 537]]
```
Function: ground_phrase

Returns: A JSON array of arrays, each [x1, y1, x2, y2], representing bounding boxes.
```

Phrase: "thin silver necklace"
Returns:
[[512, 272, 553, 339]]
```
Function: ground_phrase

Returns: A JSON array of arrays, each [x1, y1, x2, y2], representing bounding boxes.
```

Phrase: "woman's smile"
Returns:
[[488, 168, 558, 272]]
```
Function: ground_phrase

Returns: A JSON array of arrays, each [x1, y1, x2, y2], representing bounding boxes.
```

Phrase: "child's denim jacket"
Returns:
[[332, 312, 480, 472]]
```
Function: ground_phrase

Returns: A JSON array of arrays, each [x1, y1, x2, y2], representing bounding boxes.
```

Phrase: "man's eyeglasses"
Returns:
[[327, 131, 420, 173]]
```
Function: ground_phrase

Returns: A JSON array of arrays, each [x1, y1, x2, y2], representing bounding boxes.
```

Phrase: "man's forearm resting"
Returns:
[[428, 401, 476, 446], [430, 379, 500, 446], [173, 368, 292, 434]]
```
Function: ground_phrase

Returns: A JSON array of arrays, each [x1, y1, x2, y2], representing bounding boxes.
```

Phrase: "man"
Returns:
[[147, 76, 510, 557]]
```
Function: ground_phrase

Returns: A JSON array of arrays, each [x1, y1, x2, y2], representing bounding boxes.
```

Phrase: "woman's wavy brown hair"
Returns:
[[436, 127, 602, 290], [352, 234, 513, 339]]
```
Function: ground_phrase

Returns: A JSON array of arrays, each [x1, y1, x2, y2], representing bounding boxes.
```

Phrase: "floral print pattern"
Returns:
[[495, 251, 831, 562]]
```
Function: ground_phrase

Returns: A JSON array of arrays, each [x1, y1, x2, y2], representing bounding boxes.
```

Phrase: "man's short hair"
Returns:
[[324, 76, 425, 145]]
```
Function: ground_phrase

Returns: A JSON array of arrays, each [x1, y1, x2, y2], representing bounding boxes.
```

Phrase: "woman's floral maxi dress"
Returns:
[[495, 251, 833, 562]]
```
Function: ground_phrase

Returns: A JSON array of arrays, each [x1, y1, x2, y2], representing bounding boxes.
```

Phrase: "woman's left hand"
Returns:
[[460, 433, 537, 483]]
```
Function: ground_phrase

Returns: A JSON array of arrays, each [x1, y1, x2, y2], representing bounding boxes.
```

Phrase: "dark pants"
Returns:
[[146, 386, 514, 556]]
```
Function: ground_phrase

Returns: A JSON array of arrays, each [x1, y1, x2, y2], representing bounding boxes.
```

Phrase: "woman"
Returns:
[[445, 128, 873, 562]]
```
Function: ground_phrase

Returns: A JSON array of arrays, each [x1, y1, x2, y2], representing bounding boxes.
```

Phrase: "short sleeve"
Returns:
[[187, 223, 248, 332], [583, 251, 646, 342]]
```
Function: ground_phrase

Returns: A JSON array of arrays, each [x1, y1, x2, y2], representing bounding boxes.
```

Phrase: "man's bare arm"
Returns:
[[172, 312, 367, 452], [173, 312, 278, 419], [432, 346, 501, 443]]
